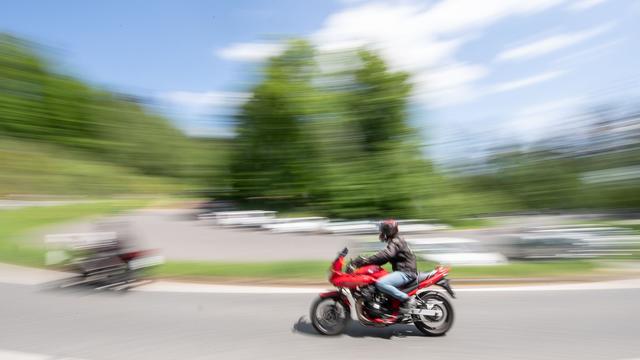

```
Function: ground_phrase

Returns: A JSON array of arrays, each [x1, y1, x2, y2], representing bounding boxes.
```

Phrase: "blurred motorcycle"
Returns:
[[45, 224, 163, 290]]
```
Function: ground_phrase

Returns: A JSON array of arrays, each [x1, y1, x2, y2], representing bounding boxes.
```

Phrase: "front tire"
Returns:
[[310, 295, 349, 336], [413, 291, 454, 336]]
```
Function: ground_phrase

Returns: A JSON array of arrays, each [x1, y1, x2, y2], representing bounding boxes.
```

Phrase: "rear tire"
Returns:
[[310, 295, 349, 336], [413, 291, 454, 336]]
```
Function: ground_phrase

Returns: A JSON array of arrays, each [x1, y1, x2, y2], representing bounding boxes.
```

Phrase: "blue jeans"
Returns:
[[376, 271, 416, 302]]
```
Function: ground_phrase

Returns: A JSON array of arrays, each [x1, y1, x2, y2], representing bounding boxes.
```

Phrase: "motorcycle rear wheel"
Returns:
[[413, 291, 454, 336], [310, 296, 349, 336]]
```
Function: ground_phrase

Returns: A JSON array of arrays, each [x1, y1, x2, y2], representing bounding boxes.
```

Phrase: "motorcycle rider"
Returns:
[[351, 219, 418, 313]]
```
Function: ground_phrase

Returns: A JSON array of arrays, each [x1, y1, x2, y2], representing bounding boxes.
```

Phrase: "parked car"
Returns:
[[194, 200, 237, 220], [506, 225, 640, 260], [396, 219, 451, 233], [321, 220, 380, 235], [207, 210, 277, 227], [505, 233, 587, 260], [261, 217, 329, 233], [408, 237, 508, 266], [321, 219, 450, 235]]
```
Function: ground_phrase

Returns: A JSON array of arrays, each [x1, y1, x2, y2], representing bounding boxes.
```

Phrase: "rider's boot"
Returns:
[[399, 297, 417, 314]]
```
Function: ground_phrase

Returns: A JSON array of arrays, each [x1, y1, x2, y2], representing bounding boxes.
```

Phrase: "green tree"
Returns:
[[0, 34, 49, 139], [316, 49, 429, 218], [0, 33, 230, 194], [480, 150, 581, 209], [230, 43, 444, 218], [231, 40, 320, 203]]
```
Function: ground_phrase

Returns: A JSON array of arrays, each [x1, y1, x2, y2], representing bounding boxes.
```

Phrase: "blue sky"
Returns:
[[2, 0, 639, 162]]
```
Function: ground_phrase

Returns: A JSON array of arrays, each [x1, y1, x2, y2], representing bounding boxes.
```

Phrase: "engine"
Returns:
[[358, 285, 391, 318]]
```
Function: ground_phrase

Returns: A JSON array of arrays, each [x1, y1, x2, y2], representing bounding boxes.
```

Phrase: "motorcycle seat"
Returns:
[[400, 270, 437, 293]]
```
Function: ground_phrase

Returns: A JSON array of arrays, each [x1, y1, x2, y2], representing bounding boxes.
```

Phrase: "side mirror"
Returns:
[[338, 247, 348, 257]]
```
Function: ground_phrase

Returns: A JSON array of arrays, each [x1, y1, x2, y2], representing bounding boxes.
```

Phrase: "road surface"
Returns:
[[0, 281, 639, 360]]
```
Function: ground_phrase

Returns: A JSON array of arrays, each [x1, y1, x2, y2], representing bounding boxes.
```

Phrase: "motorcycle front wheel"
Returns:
[[413, 291, 454, 336], [310, 295, 349, 336]]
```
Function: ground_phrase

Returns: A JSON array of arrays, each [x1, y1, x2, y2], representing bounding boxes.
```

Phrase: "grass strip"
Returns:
[[156, 259, 598, 281]]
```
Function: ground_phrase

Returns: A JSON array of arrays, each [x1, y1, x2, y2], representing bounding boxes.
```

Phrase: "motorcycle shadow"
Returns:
[[292, 316, 424, 339]]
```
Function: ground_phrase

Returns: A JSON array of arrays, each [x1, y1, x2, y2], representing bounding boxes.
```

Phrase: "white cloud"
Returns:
[[487, 70, 565, 94], [311, 0, 569, 107], [413, 62, 489, 107], [422, 68, 566, 107], [215, 0, 572, 107], [412, 0, 566, 36], [568, 0, 607, 11], [553, 38, 622, 66], [216, 42, 285, 62], [422, 63, 489, 89], [517, 96, 584, 117], [495, 23, 613, 62]]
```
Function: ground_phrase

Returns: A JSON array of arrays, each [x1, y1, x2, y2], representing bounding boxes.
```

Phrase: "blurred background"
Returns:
[[1, 1, 640, 359]]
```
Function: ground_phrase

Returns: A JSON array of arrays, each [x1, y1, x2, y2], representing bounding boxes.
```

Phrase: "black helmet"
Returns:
[[379, 219, 398, 241]]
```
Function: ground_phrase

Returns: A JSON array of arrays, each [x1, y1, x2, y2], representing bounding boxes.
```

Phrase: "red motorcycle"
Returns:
[[310, 248, 455, 336]]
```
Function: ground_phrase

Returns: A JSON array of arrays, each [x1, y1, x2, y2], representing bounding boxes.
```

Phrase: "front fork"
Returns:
[[339, 288, 361, 321]]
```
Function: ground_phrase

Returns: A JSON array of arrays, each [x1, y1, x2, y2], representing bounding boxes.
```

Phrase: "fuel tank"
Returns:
[[331, 265, 388, 288], [353, 265, 388, 278]]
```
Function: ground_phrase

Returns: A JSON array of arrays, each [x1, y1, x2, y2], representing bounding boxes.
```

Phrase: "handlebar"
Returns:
[[345, 255, 367, 274]]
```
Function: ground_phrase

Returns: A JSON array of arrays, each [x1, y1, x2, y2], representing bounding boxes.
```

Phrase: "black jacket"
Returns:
[[360, 236, 417, 274]]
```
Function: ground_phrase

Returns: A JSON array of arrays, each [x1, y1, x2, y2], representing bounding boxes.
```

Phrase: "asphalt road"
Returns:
[[1, 282, 639, 360]]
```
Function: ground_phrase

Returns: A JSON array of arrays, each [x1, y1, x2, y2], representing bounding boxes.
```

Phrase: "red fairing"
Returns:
[[319, 290, 350, 307], [319, 290, 339, 298], [329, 255, 343, 284], [329, 258, 389, 289], [332, 273, 377, 288]]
